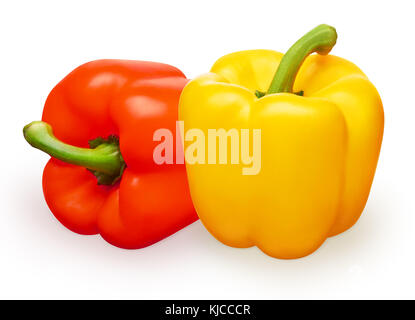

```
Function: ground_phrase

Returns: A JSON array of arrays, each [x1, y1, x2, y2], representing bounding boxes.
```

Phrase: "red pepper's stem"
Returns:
[[266, 24, 337, 95], [23, 121, 125, 185]]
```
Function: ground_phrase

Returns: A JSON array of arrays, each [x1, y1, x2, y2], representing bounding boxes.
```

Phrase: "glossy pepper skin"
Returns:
[[179, 25, 384, 259], [24, 60, 197, 249]]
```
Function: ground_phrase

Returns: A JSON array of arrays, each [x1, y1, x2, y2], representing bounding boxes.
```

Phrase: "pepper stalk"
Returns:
[[23, 121, 125, 185], [256, 24, 337, 97]]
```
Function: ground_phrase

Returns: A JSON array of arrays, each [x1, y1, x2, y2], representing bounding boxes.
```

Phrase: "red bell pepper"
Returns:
[[23, 60, 197, 249]]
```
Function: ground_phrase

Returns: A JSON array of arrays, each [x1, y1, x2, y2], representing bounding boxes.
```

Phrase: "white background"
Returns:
[[1, 0, 414, 299]]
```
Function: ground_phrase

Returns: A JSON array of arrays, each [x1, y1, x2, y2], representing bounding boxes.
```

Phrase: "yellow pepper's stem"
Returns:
[[266, 24, 337, 95]]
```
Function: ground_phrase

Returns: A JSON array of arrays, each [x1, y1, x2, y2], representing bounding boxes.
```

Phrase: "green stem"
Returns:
[[266, 24, 337, 95], [23, 121, 125, 185]]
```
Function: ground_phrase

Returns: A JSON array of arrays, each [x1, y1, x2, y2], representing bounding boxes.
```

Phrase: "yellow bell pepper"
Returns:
[[179, 25, 384, 259]]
